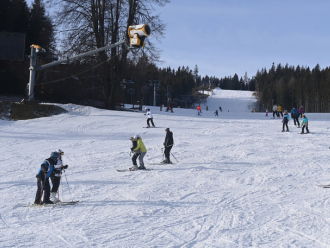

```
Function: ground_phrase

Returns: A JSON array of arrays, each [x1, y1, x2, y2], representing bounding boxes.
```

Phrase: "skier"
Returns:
[[301, 114, 310, 134], [130, 135, 147, 170], [145, 108, 156, 127], [197, 105, 202, 115], [277, 104, 283, 117], [299, 106, 305, 118], [290, 107, 300, 127], [162, 128, 174, 164], [272, 104, 278, 118], [50, 149, 68, 203], [34, 151, 59, 204], [214, 110, 218, 116], [282, 110, 290, 132]]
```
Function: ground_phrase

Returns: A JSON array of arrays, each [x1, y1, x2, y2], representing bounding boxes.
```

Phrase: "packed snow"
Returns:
[[1, 88, 330, 247]]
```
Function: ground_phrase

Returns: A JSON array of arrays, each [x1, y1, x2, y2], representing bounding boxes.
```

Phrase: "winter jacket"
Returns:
[[291, 108, 299, 118], [132, 138, 147, 153], [272, 105, 277, 112], [302, 117, 308, 126], [164, 131, 174, 147], [53, 158, 63, 177], [37, 157, 57, 179], [146, 110, 153, 119], [277, 105, 282, 112], [283, 113, 290, 123], [299, 108, 304, 114]]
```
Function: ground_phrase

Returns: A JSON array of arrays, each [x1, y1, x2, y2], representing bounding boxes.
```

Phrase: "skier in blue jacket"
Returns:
[[34, 152, 59, 204]]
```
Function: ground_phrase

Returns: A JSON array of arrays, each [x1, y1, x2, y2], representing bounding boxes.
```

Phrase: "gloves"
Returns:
[[62, 165, 69, 169]]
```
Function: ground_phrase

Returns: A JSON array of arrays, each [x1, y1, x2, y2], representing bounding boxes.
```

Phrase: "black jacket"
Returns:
[[164, 131, 174, 147]]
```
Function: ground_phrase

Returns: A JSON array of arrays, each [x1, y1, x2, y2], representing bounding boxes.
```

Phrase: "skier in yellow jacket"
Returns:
[[129, 135, 147, 170]]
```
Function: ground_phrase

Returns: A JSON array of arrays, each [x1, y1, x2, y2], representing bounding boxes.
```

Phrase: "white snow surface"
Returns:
[[1, 88, 330, 247]]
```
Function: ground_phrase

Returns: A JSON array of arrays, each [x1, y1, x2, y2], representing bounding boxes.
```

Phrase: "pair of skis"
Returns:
[[25, 200, 79, 207]]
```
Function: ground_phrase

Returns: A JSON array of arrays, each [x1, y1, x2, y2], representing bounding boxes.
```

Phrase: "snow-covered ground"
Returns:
[[1, 88, 330, 247]]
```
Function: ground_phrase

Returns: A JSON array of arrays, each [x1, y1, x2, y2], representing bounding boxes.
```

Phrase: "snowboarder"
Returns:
[[291, 107, 300, 127], [162, 128, 174, 164], [145, 108, 155, 127], [130, 135, 147, 170], [34, 151, 59, 204], [301, 114, 309, 134], [50, 149, 68, 203], [282, 110, 290, 132]]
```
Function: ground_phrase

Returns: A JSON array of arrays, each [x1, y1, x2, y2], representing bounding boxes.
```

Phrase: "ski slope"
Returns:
[[1, 89, 330, 247]]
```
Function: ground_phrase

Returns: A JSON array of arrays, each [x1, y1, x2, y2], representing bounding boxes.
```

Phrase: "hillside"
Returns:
[[1, 90, 330, 247]]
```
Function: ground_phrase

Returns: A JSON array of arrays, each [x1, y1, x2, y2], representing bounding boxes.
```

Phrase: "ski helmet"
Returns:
[[165, 128, 170, 132], [50, 152, 59, 160], [133, 135, 140, 140], [56, 149, 64, 155]]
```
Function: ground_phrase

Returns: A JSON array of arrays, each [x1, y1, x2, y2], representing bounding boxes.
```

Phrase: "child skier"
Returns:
[[34, 152, 59, 204], [282, 110, 290, 132], [130, 135, 147, 170], [301, 114, 310, 134]]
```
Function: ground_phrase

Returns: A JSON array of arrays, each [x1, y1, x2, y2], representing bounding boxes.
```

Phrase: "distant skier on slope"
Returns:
[[129, 135, 147, 170], [282, 110, 290, 132], [34, 152, 59, 204], [144, 108, 156, 128], [291, 107, 300, 127], [162, 128, 174, 164], [301, 114, 310, 134], [50, 149, 68, 203], [197, 105, 202, 116]]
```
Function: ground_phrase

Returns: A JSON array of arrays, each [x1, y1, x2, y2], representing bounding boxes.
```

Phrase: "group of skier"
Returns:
[[34, 149, 68, 205], [279, 106, 309, 134], [129, 108, 174, 171]]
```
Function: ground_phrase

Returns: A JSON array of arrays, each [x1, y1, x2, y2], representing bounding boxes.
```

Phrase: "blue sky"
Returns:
[[27, 0, 330, 79], [152, 0, 330, 79]]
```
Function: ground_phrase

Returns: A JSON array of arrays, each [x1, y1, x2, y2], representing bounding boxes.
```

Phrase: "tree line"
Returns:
[[255, 63, 330, 113]]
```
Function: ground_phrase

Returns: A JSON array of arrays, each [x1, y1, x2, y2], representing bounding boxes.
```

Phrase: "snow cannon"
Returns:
[[128, 24, 151, 48]]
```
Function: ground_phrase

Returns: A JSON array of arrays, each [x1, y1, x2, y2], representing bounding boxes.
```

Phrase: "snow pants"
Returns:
[[147, 118, 155, 127], [302, 125, 309, 133], [164, 146, 173, 162], [132, 152, 146, 167], [51, 176, 61, 193], [282, 121, 289, 131], [35, 175, 51, 204]]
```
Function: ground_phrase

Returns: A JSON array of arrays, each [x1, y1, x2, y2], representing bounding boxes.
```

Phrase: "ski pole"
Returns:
[[171, 152, 179, 162], [63, 170, 74, 202]]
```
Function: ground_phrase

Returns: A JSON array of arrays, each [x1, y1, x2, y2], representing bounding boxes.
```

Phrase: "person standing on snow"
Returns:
[[130, 135, 147, 171], [282, 110, 290, 132], [301, 114, 310, 134], [197, 105, 202, 116], [291, 107, 300, 127], [272, 104, 278, 118], [299, 106, 305, 118], [50, 149, 68, 203], [34, 152, 59, 204], [162, 128, 174, 164], [145, 108, 156, 128]]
